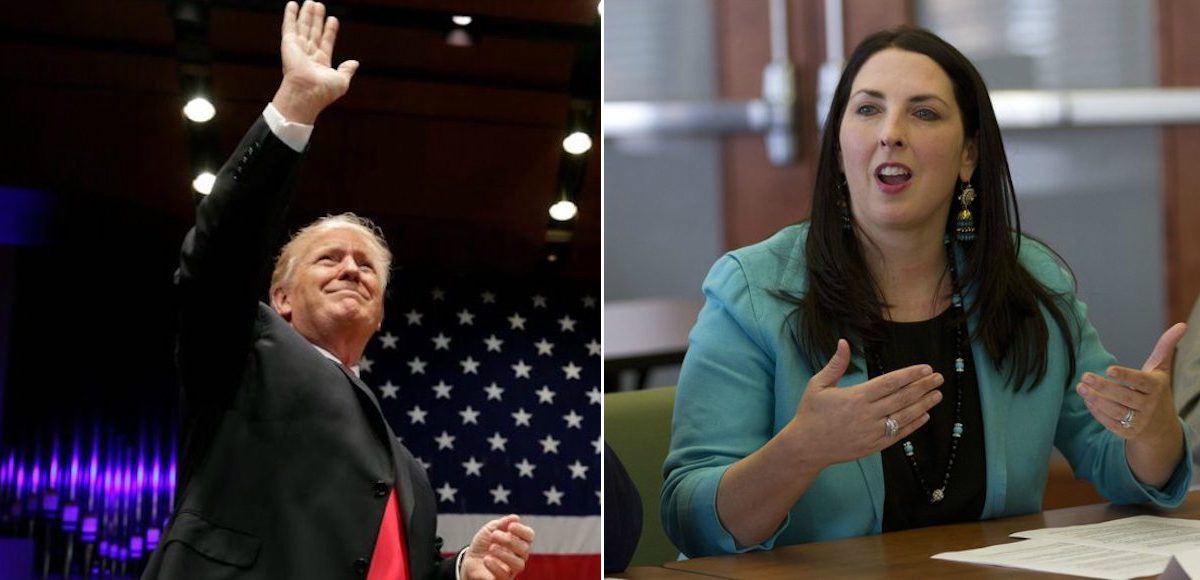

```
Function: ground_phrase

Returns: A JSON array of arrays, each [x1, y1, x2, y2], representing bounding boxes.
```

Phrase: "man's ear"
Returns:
[[271, 286, 293, 321]]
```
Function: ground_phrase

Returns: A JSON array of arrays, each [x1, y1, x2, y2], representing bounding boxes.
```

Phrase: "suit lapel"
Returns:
[[390, 441, 419, 536], [334, 363, 420, 534], [334, 363, 402, 463]]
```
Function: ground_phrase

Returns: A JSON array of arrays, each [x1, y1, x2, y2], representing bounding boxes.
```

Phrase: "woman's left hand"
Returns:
[[1077, 323, 1187, 442]]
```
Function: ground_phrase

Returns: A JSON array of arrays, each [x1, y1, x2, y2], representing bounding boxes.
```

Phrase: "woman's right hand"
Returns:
[[784, 339, 945, 469]]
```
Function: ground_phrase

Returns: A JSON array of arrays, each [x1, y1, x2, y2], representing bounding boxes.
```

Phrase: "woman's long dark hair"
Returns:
[[798, 27, 1076, 391]]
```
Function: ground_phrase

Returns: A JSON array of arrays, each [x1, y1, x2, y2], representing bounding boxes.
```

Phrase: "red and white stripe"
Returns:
[[438, 514, 600, 580]]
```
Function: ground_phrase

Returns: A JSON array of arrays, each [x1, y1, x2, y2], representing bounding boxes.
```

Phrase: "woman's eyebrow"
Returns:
[[852, 88, 949, 106]]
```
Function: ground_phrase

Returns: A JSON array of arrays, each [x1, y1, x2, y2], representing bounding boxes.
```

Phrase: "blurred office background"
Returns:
[[604, 0, 1200, 390]]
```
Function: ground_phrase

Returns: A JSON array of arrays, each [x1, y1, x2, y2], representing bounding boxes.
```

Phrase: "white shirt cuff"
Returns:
[[455, 549, 466, 580], [261, 103, 313, 153]]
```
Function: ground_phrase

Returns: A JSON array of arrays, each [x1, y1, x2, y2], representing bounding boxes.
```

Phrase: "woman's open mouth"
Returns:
[[875, 163, 913, 194]]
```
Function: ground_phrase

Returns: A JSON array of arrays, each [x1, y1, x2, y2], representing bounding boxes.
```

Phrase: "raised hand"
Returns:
[[785, 339, 945, 468], [1077, 323, 1188, 441], [460, 515, 535, 580], [271, 1, 359, 124]]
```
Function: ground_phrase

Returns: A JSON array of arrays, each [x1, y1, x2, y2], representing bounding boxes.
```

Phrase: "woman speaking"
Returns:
[[661, 27, 1190, 557]]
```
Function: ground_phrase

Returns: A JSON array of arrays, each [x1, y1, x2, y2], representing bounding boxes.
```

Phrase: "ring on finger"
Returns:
[[1119, 407, 1135, 429], [884, 416, 899, 438]]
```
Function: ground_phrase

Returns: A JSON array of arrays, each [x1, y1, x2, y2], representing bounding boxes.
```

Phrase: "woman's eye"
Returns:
[[856, 104, 879, 115], [915, 108, 940, 120]]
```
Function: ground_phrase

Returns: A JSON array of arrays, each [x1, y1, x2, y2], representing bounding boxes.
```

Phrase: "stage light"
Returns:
[[183, 97, 215, 123], [562, 131, 592, 154], [598, 1, 603, 17], [451, 15, 472, 26], [549, 200, 578, 221], [192, 171, 216, 194]]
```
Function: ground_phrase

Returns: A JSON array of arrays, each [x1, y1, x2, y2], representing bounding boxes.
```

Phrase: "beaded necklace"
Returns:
[[868, 235, 967, 504]]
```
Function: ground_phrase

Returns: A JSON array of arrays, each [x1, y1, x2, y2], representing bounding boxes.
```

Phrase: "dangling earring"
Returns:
[[837, 178, 852, 231], [956, 181, 976, 242]]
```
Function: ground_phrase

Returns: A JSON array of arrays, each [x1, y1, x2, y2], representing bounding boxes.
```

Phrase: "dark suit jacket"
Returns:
[[602, 444, 641, 574], [143, 118, 457, 579]]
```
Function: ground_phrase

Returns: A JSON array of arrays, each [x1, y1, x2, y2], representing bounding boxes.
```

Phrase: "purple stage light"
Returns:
[[118, 545, 128, 561], [150, 457, 161, 508], [151, 457, 161, 490], [0, 452, 12, 491], [130, 534, 144, 559], [99, 540, 109, 559], [146, 526, 161, 551], [123, 461, 132, 498], [102, 466, 112, 499], [136, 453, 146, 494], [167, 457, 176, 507], [87, 439, 99, 511], [61, 501, 79, 532], [13, 464, 25, 520], [41, 488, 59, 516], [69, 433, 81, 501], [49, 436, 60, 490], [30, 462, 40, 495], [81, 513, 98, 543]]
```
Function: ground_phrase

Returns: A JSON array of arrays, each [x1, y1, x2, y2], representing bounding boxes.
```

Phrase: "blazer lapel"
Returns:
[[971, 311, 1011, 519], [956, 245, 1011, 519]]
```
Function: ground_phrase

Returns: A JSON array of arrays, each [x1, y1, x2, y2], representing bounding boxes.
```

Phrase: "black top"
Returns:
[[870, 307, 987, 532]]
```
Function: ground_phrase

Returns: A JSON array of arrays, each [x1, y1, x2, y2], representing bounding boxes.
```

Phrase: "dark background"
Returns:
[[0, 0, 599, 457]]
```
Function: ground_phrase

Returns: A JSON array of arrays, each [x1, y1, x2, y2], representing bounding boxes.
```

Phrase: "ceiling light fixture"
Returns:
[[183, 97, 216, 123], [562, 131, 592, 154], [549, 200, 578, 221], [192, 171, 216, 195]]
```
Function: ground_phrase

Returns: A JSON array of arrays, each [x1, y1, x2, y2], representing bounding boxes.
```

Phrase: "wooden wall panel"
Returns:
[[716, 1, 910, 250], [843, 0, 913, 51], [1160, 0, 1200, 324]]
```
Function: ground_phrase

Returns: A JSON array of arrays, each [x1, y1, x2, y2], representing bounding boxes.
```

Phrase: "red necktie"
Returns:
[[367, 488, 410, 580]]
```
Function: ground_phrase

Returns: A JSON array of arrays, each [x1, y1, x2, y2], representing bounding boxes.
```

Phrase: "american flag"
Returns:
[[359, 273, 600, 580]]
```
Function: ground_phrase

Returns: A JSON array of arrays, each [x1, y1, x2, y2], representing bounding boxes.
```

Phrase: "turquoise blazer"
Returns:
[[661, 223, 1191, 558]]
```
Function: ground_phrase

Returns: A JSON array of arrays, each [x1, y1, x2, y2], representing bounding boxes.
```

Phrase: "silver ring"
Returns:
[[884, 416, 900, 438], [1119, 408, 1135, 429]]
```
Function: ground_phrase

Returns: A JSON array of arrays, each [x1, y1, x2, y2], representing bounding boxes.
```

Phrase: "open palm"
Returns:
[[274, 1, 358, 123]]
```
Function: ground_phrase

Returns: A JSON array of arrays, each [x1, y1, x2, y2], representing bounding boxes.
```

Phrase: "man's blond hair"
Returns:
[[270, 213, 392, 295]]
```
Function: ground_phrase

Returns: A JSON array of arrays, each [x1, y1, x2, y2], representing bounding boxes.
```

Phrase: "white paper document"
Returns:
[[932, 516, 1200, 579], [1162, 547, 1200, 580]]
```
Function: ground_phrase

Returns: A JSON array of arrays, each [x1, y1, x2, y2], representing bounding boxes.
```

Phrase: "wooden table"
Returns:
[[614, 492, 1200, 579]]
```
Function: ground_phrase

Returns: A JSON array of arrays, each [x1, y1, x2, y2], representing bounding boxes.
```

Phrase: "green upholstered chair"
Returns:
[[604, 386, 679, 568]]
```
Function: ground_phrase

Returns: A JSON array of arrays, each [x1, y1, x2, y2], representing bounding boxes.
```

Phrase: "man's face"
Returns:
[[272, 227, 385, 344]]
